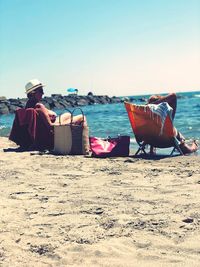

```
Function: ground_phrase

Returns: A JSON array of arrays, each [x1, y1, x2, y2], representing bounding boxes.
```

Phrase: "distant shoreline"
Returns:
[[0, 93, 146, 115], [1, 90, 199, 115]]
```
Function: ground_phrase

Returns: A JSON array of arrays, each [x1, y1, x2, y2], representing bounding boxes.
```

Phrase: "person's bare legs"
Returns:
[[72, 115, 87, 126], [55, 113, 87, 126], [55, 112, 72, 124], [175, 129, 198, 154], [180, 141, 198, 154]]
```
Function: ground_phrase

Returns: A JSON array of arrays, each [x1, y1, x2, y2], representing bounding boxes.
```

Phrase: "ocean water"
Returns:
[[0, 91, 200, 153]]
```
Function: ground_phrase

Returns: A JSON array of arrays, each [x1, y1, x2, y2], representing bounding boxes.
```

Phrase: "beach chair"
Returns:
[[124, 102, 183, 156], [9, 108, 54, 150]]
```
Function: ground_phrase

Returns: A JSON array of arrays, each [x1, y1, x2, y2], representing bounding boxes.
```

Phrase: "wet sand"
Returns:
[[0, 137, 200, 266]]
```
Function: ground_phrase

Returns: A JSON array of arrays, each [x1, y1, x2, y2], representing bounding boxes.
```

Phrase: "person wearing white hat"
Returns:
[[25, 79, 45, 95], [25, 78, 58, 123], [25, 79, 45, 107], [24, 79, 87, 126]]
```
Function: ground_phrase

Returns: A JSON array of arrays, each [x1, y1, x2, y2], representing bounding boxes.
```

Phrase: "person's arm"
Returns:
[[35, 103, 57, 123], [35, 105, 53, 128]]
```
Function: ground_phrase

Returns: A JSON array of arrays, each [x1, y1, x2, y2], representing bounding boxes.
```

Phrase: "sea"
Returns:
[[0, 91, 200, 154]]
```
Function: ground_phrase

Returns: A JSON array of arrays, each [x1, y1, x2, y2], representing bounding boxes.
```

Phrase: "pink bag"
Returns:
[[89, 135, 130, 158]]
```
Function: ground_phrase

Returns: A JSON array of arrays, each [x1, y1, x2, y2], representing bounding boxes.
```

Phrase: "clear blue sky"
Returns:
[[0, 0, 200, 98]]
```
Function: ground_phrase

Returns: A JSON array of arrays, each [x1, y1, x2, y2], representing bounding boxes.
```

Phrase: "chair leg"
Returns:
[[135, 142, 147, 155], [141, 147, 147, 154], [135, 147, 141, 155], [173, 138, 184, 156], [170, 147, 176, 156], [176, 145, 184, 155]]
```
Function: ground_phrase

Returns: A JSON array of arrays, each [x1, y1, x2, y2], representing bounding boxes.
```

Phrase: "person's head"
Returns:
[[25, 79, 45, 101], [147, 95, 163, 104]]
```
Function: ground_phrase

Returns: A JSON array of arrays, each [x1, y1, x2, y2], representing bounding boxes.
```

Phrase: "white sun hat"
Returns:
[[25, 79, 45, 94]]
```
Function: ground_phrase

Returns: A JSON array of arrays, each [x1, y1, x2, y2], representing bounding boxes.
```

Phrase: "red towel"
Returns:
[[17, 108, 37, 140], [9, 108, 54, 150]]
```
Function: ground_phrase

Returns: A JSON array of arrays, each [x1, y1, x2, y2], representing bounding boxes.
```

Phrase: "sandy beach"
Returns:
[[0, 137, 200, 266]]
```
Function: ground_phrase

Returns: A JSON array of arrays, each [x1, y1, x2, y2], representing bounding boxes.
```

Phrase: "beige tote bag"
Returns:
[[53, 108, 89, 155]]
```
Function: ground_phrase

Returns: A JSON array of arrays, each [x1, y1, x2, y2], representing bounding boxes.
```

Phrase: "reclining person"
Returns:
[[25, 79, 87, 126], [147, 93, 198, 155]]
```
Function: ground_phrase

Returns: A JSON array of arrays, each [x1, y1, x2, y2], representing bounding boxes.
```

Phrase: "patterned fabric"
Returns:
[[147, 102, 173, 135]]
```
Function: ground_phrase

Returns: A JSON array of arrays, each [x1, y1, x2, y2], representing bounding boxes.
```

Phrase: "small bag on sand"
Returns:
[[89, 135, 130, 158], [53, 108, 89, 155]]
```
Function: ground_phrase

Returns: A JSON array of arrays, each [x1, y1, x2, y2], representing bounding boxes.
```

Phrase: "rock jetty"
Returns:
[[0, 93, 146, 115]]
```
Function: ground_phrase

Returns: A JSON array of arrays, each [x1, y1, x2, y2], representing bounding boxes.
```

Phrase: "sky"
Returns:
[[0, 0, 200, 98]]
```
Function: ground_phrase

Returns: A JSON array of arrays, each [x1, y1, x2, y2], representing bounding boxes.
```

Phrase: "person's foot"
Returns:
[[180, 140, 198, 154]]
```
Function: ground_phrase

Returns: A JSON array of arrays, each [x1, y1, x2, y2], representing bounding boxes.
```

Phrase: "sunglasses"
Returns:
[[35, 88, 44, 94]]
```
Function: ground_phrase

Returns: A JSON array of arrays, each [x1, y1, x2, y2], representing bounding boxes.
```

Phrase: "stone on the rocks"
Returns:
[[51, 94, 63, 99], [0, 104, 9, 114], [87, 92, 93, 96], [76, 98, 89, 106], [0, 96, 7, 101], [0, 93, 126, 115]]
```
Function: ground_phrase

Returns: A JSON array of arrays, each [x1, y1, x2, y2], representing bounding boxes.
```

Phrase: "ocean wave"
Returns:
[[130, 138, 136, 144], [194, 94, 200, 98], [0, 125, 6, 129]]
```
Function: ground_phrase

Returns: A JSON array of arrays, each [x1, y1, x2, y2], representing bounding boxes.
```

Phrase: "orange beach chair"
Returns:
[[124, 102, 183, 156]]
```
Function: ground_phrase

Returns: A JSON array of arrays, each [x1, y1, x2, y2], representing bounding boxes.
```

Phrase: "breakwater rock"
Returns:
[[0, 94, 144, 115]]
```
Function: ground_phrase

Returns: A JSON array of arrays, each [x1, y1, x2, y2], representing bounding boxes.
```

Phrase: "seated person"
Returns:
[[147, 93, 198, 155], [25, 79, 87, 126]]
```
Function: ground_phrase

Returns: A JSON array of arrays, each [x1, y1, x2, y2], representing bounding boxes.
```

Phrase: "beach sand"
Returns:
[[0, 137, 200, 266]]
